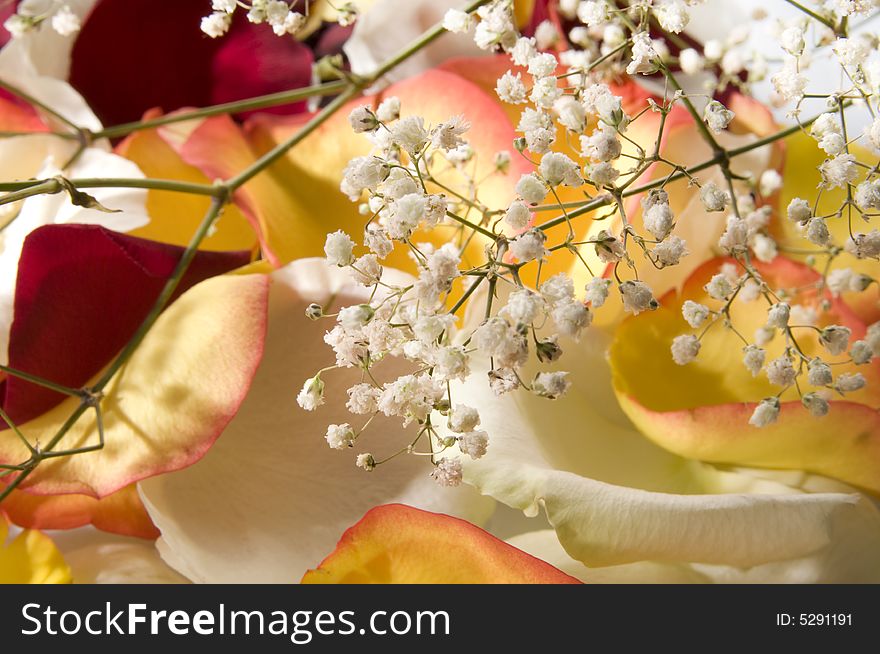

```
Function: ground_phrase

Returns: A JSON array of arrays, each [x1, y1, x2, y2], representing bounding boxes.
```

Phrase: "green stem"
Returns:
[[0, 364, 81, 397], [0, 78, 81, 134], [0, 177, 220, 196], [0, 179, 62, 207], [92, 80, 348, 140]]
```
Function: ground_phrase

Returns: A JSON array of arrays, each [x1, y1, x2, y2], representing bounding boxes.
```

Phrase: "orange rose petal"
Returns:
[[301, 504, 581, 584], [1, 483, 159, 539], [610, 256, 880, 493]]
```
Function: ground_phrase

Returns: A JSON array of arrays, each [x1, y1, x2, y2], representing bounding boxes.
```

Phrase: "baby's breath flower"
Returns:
[[532, 371, 571, 399], [671, 334, 700, 365], [326, 424, 355, 450], [767, 302, 791, 328], [682, 300, 710, 328], [619, 280, 658, 315], [835, 372, 866, 393], [703, 101, 735, 134], [808, 359, 833, 386], [297, 376, 325, 411], [743, 344, 766, 377], [431, 458, 463, 486], [705, 273, 734, 300], [515, 174, 548, 205], [442, 8, 472, 34], [802, 392, 830, 417], [585, 277, 612, 308], [509, 228, 548, 262], [458, 430, 489, 459], [324, 230, 356, 266], [851, 340, 874, 364], [700, 181, 730, 212], [356, 453, 375, 471], [819, 325, 852, 355], [749, 397, 780, 428], [766, 355, 797, 387]]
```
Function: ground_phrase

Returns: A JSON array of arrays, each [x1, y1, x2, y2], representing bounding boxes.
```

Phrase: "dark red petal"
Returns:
[[69, 0, 314, 127], [2, 224, 250, 426]]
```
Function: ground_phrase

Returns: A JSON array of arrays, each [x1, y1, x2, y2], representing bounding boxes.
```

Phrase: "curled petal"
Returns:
[[140, 259, 493, 583], [302, 504, 580, 584]]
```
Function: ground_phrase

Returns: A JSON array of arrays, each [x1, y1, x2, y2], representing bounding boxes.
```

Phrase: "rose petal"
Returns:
[[1, 484, 158, 538], [448, 333, 880, 570], [68, 0, 313, 126], [609, 256, 880, 492], [302, 504, 580, 584], [115, 115, 257, 252], [0, 514, 71, 583], [0, 269, 269, 497], [139, 258, 494, 583], [2, 224, 252, 423], [772, 132, 880, 323], [171, 66, 529, 269]]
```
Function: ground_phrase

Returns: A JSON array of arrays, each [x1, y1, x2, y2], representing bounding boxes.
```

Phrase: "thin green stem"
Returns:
[[0, 78, 81, 134], [0, 364, 81, 397], [92, 80, 348, 140]]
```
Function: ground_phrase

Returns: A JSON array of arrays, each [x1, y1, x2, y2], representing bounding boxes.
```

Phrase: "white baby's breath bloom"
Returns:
[[671, 334, 700, 365], [655, 0, 689, 33], [539, 152, 581, 187], [586, 163, 620, 187], [532, 371, 571, 399], [766, 355, 797, 387], [356, 453, 375, 471], [577, 0, 608, 26], [787, 197, 812, 224], [767, 302, 791, 328], [627, 31, 659, 75], [496, 71, 527, 104], [679, 48, 704, 75], [820, 325, 852, 356], [539, 274, 575, 307], [505, 201, 531, 231], [743, 344, 766, 377], [350, 254, 382, 286], [703, 101, 735, 133], [376, 97, 400, 123], [700, 181, 729, 212], [554, 96, 586, 133], [500, 289, 543, 325], [324, 230, 356, 266], [530, 76, 563, 108], [771, 60, 807, 102], [808, 359, 833, 386], [584, 277, 611, 308], [297, 376, 325, 411], [653, 235, 688, 267], [431, 458, 463, 486], [201, 11, 232, 38], [845, 231, 880, 259], [432, 115, 470, 151], [619, 280, 657, 315], [802, 392, 830, 417], [851, 340, 874, 364], [682, 300, 710, 328], [856, 180, 880, 210], [458, 430, 489, 459], [752, 234, 778, 263], [836, 372, 866, 393], [348, 106, 379, 133], [780, 25, 805, 56], [325, 424, 355, 450], [749, 397, 780, 428], [581, 125, 622, 162], [819, 154, 859, 189], [346, 383, 379, 414], [449, 404, 480, 433], [442, 8, 471, 33], [759, 170, 782, 196], [806, 217, 832, 247], [516, 174, 548, 205], [704, 273, 734, 300], [51, 5, 81, 36], [510, 229, 548, 262], [390, 116, 428, 154], [552, 301, 592, 339]]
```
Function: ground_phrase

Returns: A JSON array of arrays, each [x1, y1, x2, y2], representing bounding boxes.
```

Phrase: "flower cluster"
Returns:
[[289, 0, 880, 490], [4, 1, 81, 38]]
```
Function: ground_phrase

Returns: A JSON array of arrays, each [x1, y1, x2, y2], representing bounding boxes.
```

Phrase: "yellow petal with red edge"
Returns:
[[0, 273, 269, 497], [0, 514, 70, 583], [609, 256, 880, 493], [301, 504, 580, 584], [168, 67, 529, 272], [116, 113, 257, 252], [138, 259, 493, 583], [1, 483, 158, 539], [771, 131, 880, 323]]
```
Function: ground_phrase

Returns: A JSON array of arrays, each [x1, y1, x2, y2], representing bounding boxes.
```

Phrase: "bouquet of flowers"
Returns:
[[1, 0, 878, 584]]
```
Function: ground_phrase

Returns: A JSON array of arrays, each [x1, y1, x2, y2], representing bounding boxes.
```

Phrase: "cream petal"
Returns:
[[0, 33, 101, 132], [343, 0, 484, 89], [448, 332, 880, 571], [139, 258, 494, 583], [48, 527, 188, 584]]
